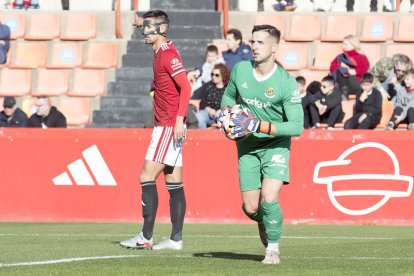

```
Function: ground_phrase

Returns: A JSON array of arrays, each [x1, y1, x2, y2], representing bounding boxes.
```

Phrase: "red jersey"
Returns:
[[153, 41, 187, 126]]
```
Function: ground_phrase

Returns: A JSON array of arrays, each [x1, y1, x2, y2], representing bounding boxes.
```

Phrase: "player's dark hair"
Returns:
[[361, 72, 374, 83], [296, 76, 306, 86], [214, 63, 230, 86], [143, 10, 169, 24], [227, 29, 243, 46], [321, 75, 335, 85], [252, 25, 281, 43]]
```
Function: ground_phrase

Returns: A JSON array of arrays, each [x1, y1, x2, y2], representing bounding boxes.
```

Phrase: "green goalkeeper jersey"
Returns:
[[221, 61, 304, 152]]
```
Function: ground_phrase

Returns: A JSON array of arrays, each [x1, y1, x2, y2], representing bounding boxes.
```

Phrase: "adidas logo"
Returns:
[[241, 82, 248, 89], [53, 145, 117, 186]]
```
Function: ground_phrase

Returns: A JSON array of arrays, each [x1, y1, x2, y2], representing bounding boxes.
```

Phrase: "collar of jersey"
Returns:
[[253, 62, 277, 82], [155, 40, 172, 54]]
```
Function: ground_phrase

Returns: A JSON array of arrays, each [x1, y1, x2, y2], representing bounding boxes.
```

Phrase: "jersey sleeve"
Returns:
[[221, 65, 238, 108], [161, 50, 186, 77], [274, 76, 304, 136]]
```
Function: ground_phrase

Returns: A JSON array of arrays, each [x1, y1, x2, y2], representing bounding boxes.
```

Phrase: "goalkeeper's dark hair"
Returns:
[[252, 25, 281, 43]]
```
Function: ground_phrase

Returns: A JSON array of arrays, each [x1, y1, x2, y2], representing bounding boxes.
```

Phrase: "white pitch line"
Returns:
[[0, 233, 410, 240], [1, 254, 414, 268]]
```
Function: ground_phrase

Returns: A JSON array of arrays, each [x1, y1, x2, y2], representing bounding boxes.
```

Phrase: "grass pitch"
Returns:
[[0, 223, 413, 275]]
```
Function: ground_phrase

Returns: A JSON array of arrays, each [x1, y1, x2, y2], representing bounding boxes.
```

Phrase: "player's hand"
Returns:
[[216, 105, 231, 129], [133, 15, 144, 28], [231, 113, 260, 138], [174, 116, 185, 146]]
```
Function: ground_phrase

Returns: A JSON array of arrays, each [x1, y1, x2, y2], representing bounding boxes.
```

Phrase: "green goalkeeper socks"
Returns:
[[261, 200, 283, 243]]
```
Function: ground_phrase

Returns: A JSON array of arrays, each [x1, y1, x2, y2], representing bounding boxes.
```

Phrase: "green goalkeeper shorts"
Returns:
[[238, 147, 290, 191]]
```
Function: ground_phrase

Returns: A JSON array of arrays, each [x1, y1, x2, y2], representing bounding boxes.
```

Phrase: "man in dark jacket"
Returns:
[[28, 96, 67, 128], [0, 96, 28, 127], [0, 21, 10, 64]]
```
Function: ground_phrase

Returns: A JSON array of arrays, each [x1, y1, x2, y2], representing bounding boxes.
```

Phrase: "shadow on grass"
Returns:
[[193, 252, 262, 261]]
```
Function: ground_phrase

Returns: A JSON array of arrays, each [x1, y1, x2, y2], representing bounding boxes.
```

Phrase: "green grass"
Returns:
[[0, 223, 414, 275]]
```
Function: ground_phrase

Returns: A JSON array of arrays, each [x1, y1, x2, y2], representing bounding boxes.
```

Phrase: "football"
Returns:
[[220, 105, 250, 141]]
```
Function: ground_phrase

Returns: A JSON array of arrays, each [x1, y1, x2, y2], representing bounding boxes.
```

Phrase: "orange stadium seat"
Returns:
[[10, 42, 47, 68], [0, 69, 31, 96], [0, 13, 26, 39], [58, 97, 91, 126], [32, 69, 69, 96], [385, 44, 414, 64], [360, 15, 394, 42], [21, 97, 36, 117], [276, 43, 308, 71], [61, 14, 97, 41], [67, 69, 105, 96], [334, 99, 355, 128], [321, 15, 357, 42], [310, 43, 342, 71], [293, 70, 328, 84], [359, 44, 381, 68], [376, 101, 393, 129], [0, 13, 25, 39], [47, 42, 83, 69], [82, 42, 118, 69], [254, 14, 285, 39], [284, 15, 321, 42], [24, 13, 60, 40], [393, 15, 414, 42]]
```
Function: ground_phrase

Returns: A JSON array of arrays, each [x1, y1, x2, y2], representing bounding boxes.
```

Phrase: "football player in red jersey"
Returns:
[[120, 10, 191, 251]]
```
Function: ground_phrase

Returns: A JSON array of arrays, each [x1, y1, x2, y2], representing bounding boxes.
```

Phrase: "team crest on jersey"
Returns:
[[265, 87, 275, 99]]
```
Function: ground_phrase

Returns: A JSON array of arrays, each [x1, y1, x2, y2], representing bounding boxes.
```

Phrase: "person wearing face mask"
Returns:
[[0, 96, 28, 127], [27, 96, 66, 128]]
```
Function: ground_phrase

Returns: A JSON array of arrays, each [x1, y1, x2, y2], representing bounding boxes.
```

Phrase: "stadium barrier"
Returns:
[[0, 128, 413, 225]]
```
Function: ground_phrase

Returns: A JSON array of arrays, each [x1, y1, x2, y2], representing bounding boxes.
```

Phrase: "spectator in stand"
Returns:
[[410, 0, 414, 12], [330, 35, 370, 100], [309, 76, 344, 129], [370, 54, 413, 101], [28, 96, 66, 128], [187, 44, 225, 91], [0, 20, 10, 64], [191, 63, 230, 129], [296, 76, 310, 129], [62, 0, 69, 10], [346, 0, 397, 11], [344, 73, 382, 129], [0, 96, 28, 127], [273, 0, 297, 11], [311, 0, 336, 11], [386, 68, 414, 130], [223, 28, 253, 71], [13, 0, 39, 9]]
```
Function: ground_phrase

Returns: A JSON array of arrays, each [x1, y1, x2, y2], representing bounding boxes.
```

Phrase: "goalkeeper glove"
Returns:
[[216, 105, 231, 129], [231, 113, 260, 138]]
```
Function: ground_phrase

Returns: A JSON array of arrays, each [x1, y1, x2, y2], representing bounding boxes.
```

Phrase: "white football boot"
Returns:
[[119, 232, 153, 249], [261, 250, 281, 265], [152, 238, 183, 250]]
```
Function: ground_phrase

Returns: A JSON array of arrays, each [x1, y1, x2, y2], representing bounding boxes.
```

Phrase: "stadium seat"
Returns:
[[376, 101, 393, 129], [293, 70, 328, 84], [334, 99, 355, 129], [24, 13, 60, 40], [276, 43, 308, 71], [360, 15, 394, 42], [393, 16, 414, 42], [0, 13, 25, 39], [10, 42, 47, 69], [67, 69, 105, 96], [254, 14, 285, 39], [32, 69, 69, 96], [82, 42, 118, 69], [284, 15, 321, 42], [21, 97, 36, 117], [385, 44, 414, 64], [0, 69, 31, 96], [310, 43, 342, 71], [60, 14, 97, 41], [321, 15, 357, 42], [47, 42, 83, 69], [58, 97, 91, 126], [359, 44, 381, 68]]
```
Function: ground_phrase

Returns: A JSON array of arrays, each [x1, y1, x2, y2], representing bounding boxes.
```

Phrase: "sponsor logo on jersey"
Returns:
[[290, 89, 301, 103], [242, 97, 271, 108], [265, 87, 275, 99]]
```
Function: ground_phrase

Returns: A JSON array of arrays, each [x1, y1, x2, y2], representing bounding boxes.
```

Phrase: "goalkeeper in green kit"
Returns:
[[219, 25, 304, 264]]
